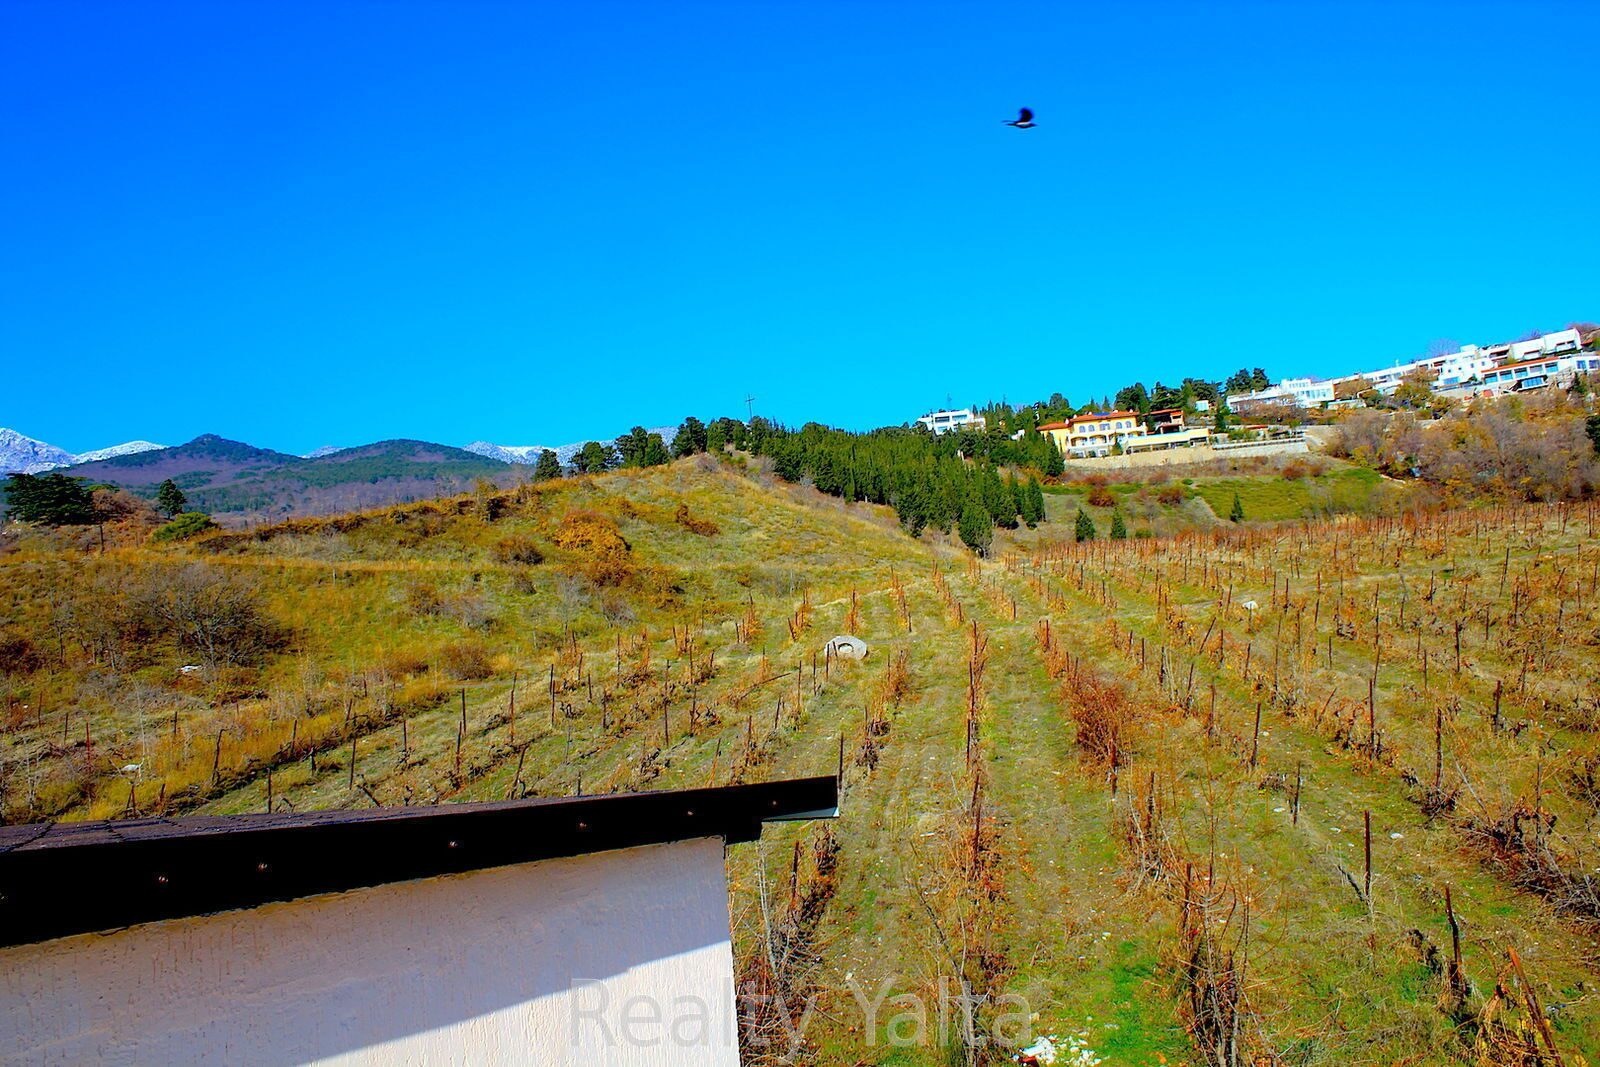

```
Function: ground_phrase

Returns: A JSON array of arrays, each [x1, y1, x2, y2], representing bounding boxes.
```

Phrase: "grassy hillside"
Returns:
[[3, 455, 1598, 1064]]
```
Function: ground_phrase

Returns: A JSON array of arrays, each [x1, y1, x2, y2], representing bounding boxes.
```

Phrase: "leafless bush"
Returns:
[[1464, 802, 1600, 925], [438, 639, 494, 680], [1068, 674, 1136, 767], [0, 629, 41, 675], [490, 535, 544, 565], [138, 565, 290, 669]]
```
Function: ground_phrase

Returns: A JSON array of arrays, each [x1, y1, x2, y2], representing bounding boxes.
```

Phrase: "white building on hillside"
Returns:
[[916, 408, 986, 435], [1477, 351, 1600, 394], [1341, 331, 1592, 397], [1486, 329, 1584, 362], [1227, 377, 1334, 412]]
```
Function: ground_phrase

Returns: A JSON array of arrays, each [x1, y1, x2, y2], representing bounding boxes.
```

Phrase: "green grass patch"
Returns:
[[1189, 467, 1383, 522]]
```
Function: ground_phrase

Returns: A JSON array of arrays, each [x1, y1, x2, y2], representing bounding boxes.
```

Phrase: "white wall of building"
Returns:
[[1509, 329, 1582, 360], [917, 409, 984, 434], [0, 838, 739, 1067]]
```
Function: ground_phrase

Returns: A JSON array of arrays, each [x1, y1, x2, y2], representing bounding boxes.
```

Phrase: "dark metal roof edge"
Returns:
[[0, 775, 837, 949]]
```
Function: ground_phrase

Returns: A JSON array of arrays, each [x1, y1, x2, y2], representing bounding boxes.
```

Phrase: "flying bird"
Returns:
[[1004, 107, 1036, 129]]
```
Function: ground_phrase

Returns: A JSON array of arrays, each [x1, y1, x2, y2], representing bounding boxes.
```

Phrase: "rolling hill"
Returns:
[[61, 434, 515, 524], [3, 453, 1597, 1062]]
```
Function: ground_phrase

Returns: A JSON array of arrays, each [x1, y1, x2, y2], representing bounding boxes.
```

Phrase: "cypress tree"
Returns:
[[1229, 492, 1245, 522], [993, 471, 1019, 529], [1044, 437, 1064, 477], [1074, 508, 1096, 543], [1110, 510, 1128, 539], [896, 483, 928, 537], [958, 496, 994, 556], [1023, 476, 1046, 527]]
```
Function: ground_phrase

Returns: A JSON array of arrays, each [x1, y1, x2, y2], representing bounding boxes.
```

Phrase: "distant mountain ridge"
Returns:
[[4, 424, 685, 526], [0, 428, 166, 474]]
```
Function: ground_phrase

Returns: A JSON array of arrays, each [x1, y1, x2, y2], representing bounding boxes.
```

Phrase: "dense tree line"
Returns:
[[751, 421, 1047, 554], [1, 473, 99, 525]]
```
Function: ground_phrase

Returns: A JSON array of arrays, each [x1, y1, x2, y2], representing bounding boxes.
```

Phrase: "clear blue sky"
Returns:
[[2, 2, 1595, 455]]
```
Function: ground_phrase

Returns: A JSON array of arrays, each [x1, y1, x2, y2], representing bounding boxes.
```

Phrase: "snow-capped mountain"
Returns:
[[70, 441, 166, 464], [0, 429, 76, 474], [465, 426, 680, 467], [463, 442, 551, 464], [0, 429, 168, 474]]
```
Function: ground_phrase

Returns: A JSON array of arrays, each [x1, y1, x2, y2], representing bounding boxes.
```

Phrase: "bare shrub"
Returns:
[[0, 629, 42, 675], [378, 648, 430, 678], [1069, 674, 1136, 766], [1086, 485, 1116, 508], [438, 639, 494, 680], [673, 503, 720, 537], [442, 591, 496, 631], [138, 565, 290, 668], [404, 582, 445, 616], [552, 510, 634, 586], [490, 535, 544, 565]]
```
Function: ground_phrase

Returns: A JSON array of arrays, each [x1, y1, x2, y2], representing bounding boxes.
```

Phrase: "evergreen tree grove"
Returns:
[[1, 473, 97, 526]]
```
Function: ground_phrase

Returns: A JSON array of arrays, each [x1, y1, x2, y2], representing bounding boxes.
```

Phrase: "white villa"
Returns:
[[1337, 329, 1589, 397], [1223, 328, 1594, 408], [1227, 377, 1335, 413], [916, 408, 986, 435]]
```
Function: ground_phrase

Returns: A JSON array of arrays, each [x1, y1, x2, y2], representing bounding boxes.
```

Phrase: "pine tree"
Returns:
[[615, 426, 652, 467], [156, 478, 187, 518], [1, 473, 97, 526], [573, 442, 614, 474], [1229, 492, 1245, 522], [1109, 510, 1128, 539], [640, 434, 671, 467], [671, 417, 708, 457], [1214, 400, 1231, 434], [533, 449, 562, 480], [1074, 508, 1096, 542]]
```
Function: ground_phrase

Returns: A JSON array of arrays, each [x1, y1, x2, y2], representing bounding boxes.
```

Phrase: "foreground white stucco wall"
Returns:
[[0, 837, 739, 1066]]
